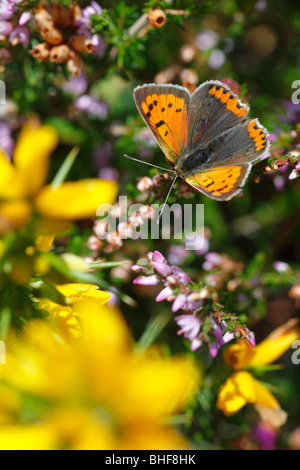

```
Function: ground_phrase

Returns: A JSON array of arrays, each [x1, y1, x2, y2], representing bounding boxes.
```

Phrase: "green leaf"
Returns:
[[30, 281, 72, 306], [51, 146, 80, 189], [137, 310, 172, 354]]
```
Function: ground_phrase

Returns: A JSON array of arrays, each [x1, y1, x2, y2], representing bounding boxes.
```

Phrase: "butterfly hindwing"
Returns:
[[201, 118, 270, 169], [134, 84, 189, 164], [185, 164, 251, 201]]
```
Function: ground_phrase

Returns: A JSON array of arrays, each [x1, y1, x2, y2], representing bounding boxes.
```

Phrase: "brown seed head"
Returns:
[[147, 8, 167, 28]]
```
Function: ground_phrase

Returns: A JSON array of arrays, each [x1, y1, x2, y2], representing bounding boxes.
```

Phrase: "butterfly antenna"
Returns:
[[124, 154, 175, 174], [157, 175, 178, 224]]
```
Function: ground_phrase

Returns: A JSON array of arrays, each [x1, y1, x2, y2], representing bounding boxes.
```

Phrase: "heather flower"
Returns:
[[274, 261, 290, 273], [62, 74, 88, 96], [0, 0, 14, 20], [19, 11, 32, 26], [9, 26, 30, 48], [133, 274, 160, 286], [0, 122, 14, 158], [0, 20, 13, 36], [175, 314, 203, 351], [74, 95, 108, 119], [132, 251, 255, 356]]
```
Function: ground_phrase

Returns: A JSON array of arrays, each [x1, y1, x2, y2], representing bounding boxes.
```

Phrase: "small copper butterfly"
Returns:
[[133, 80, 270, 201]]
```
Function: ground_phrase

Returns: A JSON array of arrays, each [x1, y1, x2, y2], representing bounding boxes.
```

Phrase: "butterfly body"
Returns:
[[134, 81, 270, 201]]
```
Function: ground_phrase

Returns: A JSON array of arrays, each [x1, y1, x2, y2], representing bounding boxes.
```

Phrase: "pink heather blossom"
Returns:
[[175, 314, 203, 351], [171, 294, 187, 313], [156, 286, 174, 302], [9, 26, 30, 48], [133, 274, 160, 286], [273, 174, 285, 191], [152, 261, 172, 277], [19, 11, 32, 26], [63, 74, 88, 96], [0, 122, 14, 158], [274, 261, 290, 273], [75, 95, 108, 119], [0, 20, 13, 36], [0, 1, 14, 20]]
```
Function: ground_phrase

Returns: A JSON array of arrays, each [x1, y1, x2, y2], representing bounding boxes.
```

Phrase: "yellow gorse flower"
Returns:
[[39, 283, 111, 340], [0, 120, 118, 235], [217, 319, 300, 425], [0, 302, 201, 450]]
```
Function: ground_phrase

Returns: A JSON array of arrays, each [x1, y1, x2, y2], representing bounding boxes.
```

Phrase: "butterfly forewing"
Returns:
[[187, 80, 249, 153], [134, 84, 189, 164]]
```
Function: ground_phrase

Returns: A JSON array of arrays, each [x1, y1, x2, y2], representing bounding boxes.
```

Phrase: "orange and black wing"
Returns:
[[187, 80, 249, 153], [185, 164, 251, 201], [134, 84, 189, 164]]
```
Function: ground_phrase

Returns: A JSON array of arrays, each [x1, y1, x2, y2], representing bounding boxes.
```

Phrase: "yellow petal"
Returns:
[[223, 339, 255, 370], [248, 319, 300, 367], [217, 371, 282, 417], [0, 200, 32, 234], [35, 234, 55, 252], [34, 179, 118, 220], [39, 284, 110, 340], [34, 218, 70, 251], [0, 150, 22, 198], [56, 284, 111, 315], [13, 120, 58, 196], [253, 379, 280, 409], [116, 354, 200, 422], [217, 371, 257, 416], [0, 425, 57, 450]]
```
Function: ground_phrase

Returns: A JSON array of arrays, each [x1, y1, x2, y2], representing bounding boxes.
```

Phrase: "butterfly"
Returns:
[[133, 80, 270, 201]]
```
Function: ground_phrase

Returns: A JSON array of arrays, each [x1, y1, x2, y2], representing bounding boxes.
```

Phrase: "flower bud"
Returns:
[[50, 44, 70, 63], [31, 42, 51, 62], [71, 35, 94, 53], [69, 3, 82, 26], [147, 8, 167, 28], [86, 235, 102, 252], [33, 5, 53, 30], [66, 51, 84, 76], [180, 44, 197, 63], [180, 68, 198, 93], [53, 4, 72, 29], [41, 25, 64, 45], [0, 47, 12, 64], [137, 176, 153, 192], [178, 181, 193, 199]]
